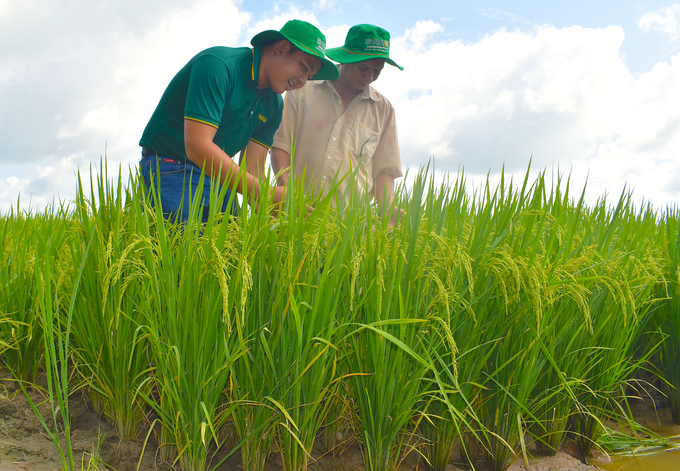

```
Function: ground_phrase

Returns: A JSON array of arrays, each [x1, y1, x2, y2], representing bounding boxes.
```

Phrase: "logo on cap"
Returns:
[[316, 37, 326, 53], [364, 38, 389, 53]]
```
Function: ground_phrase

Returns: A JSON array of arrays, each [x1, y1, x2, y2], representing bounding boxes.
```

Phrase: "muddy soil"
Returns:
[[2, 374, 674, 471]]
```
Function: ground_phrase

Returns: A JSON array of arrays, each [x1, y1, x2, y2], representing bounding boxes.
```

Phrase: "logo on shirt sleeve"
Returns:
[[258, 114, 267, 123]]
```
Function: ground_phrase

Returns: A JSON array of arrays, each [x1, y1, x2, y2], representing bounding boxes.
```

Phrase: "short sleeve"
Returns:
[[372, 101, 403, 179], [184, 54, 231, 128]]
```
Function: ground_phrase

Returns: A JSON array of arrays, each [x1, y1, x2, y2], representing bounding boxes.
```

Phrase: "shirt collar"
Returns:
[[321, 80, 380, 102], [251, 47, 262, 88], [364, 85, 380, 101]]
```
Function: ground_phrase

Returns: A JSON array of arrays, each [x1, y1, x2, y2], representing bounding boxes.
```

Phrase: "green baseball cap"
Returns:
[[325, 24, 403, 70], [251, 19, 339, 81]]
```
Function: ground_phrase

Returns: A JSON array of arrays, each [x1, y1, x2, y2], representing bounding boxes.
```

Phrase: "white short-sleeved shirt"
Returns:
[[272, 80, 403, 201]]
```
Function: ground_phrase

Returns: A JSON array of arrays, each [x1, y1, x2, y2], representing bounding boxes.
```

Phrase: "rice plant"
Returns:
[[18, 206, 80, 471], [341, 173, 459, 471], [66, 164, 152, 441], [564, 193, 663, 457], [135, 170, 245, 471], [265, 203, 356, 471], [396, 173, 485, 471], [1, 157, 678, 471], [654, 207, 680, 423], [225, 172, 357, 471], [0, 204, 69, 382]]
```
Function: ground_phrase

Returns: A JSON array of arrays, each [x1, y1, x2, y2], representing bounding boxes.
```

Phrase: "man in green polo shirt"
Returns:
[[139, 19, 338, 222]]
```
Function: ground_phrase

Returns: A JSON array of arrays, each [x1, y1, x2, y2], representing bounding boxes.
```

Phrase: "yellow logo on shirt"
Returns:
[[258, 114, 267, 123]]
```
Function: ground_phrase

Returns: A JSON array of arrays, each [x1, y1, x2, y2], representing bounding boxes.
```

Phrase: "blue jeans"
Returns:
[[140, 152, 238, 224]]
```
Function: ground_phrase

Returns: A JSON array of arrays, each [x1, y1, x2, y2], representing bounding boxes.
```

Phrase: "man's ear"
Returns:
[[273, 39, 291, 56]]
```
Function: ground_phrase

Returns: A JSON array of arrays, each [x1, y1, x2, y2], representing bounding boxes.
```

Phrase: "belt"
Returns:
[[141, 147, 183, 164]]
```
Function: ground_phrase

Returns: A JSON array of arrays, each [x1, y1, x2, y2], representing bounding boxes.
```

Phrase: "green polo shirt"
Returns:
[[140, 46, 283, 162]]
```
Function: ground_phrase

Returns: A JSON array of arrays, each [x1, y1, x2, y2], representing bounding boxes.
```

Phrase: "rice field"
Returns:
[[0, 163, 679, 471]]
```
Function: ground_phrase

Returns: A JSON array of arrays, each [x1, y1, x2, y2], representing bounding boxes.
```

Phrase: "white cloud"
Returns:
[[57, 106, 121, 140], [400, 20, 444, 53], [2, 2, 680, 212], [0, 0, 250, 211], [0, 153, 94, 211], [324, 24, 351, 49], [638, 4, 680, 40], [373, 23, 680, 208], [0, 176, 28, 211]]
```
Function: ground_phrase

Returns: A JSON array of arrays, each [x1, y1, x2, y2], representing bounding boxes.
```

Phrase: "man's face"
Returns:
[[338, 59, 385, 93], [266, 41, 322, 94]]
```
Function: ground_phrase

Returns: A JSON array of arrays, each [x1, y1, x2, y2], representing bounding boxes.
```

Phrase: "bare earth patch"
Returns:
[[8, 375, 675, 470]]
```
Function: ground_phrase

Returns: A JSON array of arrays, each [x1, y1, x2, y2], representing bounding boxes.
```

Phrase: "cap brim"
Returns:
[[250, 30, 286, 47], [326, 46, 403, 71], [307, 56, 339, 81], [251, 30, 339, 81]]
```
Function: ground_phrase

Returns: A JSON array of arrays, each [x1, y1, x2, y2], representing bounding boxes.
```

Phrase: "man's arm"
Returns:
[[270, 88, 298, 186], [270, 147, 292, 186], [374, 172, 403, 226], [242, 140, 269, 178], [184, 119, 285, 206]]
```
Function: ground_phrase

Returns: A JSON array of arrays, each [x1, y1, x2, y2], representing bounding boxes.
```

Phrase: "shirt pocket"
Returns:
[[351, 122, 380, 165]]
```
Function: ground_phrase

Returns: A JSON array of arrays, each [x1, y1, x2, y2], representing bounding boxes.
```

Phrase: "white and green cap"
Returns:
[[325, 24, 403, 70]]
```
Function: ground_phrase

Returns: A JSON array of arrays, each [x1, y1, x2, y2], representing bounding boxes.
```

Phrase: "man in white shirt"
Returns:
[[270, 24, 404, 221]]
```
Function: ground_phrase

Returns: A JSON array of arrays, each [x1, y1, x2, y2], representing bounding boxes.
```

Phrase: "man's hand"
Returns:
[[268, 185, 314, 218], [270, 147, 292, 186], [272, 185, 286, 216], [387, 206, 405, 226], [374, 172, 403, 226]]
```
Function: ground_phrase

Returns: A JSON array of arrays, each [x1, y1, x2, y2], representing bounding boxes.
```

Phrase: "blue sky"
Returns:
[[238, 0, 679, 72], [1, 0, 679, 211]]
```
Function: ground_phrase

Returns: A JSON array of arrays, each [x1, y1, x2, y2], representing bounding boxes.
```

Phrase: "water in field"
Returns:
[[596, 430, 680, 471], [598, 449, 680, 470]]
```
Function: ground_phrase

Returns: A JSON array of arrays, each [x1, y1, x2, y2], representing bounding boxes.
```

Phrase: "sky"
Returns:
[[1, 0, 680, 213]]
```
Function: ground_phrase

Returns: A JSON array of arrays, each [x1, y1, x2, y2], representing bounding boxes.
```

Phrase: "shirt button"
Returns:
[[322, 176, 327, 180], [332, 137, 336, 141], [338, 118, 341, 122], [327, 156, 331, 160]]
